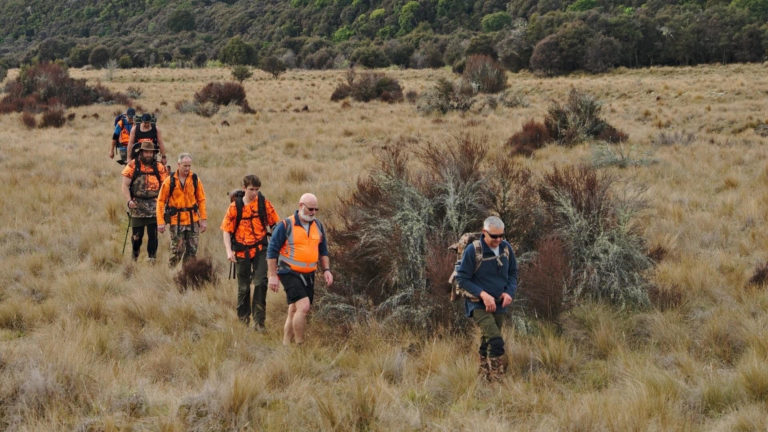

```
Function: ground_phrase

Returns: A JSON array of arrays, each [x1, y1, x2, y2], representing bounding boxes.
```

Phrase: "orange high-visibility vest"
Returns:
[[278, 215, 323, 273]]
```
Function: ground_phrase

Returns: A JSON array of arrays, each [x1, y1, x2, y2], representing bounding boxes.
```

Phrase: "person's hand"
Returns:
[[323, 270, 333, 287], [268, 275, 279, 292], [226, 250, 236, 263], [157, 224, 165, 234], [199, 220, 207, 233], [109, 149, 114, 159], [500, 292, 513, 308], [480, 291, 496, 313], [127, 199, 137, 209]]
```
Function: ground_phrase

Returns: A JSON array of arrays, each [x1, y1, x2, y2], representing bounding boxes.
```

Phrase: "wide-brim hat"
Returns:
[[137, 140, 157, 152]]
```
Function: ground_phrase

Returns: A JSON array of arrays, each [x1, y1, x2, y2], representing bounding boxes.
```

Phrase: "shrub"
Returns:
[[174, 257, 216, 291], [461, 55, 507, 94], [117, 54, 133, 69], [39, 108, 66, 128], [68, 45, 91, 68], [518, 235, 569, 320], [0, 62, 127, 114], [125, 86, 143, 99], [219, 36, 257, 65], [21, 112, 36, 128], [507, 119, 551, 156], [481, 12, 513, 32], [194, 82, 246, 106], [583, 34, 621, 74], [544, 89, 627, 146], [88, 45, 110, 68], [0, 66, 7, 83], [748, 261, 768, 286], [416, 78, 473, 114], [259, 55, 286, 79], [539, 165, 652, 308], [332, 71, 403, 103], [351, 45, 390, 68], [167, 9, 195, 32], [529, 34, 564, 77], [230, 65, 252, 83]]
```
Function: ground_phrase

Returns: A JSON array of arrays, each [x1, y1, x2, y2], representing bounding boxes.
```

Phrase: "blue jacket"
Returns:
[[266, 211, 329, 276], [455, 238, 517, 317]]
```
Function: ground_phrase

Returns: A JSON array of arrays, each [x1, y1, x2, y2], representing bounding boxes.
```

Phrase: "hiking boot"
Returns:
[[254, 324, 266, 333], [488, 354, 507, 382], [147, 257, 157, 265], [478, 355, 491, 381]]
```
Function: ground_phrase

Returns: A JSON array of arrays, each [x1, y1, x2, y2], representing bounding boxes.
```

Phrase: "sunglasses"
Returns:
[[301, 204, 319, 212], [485, 232, 504, 239]]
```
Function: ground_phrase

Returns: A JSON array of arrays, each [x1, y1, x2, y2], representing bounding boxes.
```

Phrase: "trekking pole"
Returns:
[[229, 261, 235, 280], [121, 211, 131, 256]]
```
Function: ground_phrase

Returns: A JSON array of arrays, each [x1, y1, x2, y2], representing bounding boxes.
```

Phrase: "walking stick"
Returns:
[[121, 211, 131, 256], [229, 261, 235, 280]]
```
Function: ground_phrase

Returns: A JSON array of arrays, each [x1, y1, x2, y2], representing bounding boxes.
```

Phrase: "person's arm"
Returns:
[[221, 204, 236, 262], [267, 258, 279, 292], [156, 178, 169, 232], [196, 179, 207, 233], [222, 231, 235, 262], [127, 127, 136, 152], [266, 221, 286, 292], [319, 255, 333, 287], [110, 124, 120, 158], [501, 245, 518, 307], [122, 175, 137, 209]]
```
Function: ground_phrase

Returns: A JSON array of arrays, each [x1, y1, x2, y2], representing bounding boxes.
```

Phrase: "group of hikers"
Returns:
[[109, 107, 517, 380]]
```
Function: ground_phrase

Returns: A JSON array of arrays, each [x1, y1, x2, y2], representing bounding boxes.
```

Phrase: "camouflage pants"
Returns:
[[168, 223, 199, 267]]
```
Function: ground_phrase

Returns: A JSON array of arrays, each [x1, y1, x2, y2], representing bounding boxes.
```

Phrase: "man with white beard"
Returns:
[[267, 193, 333, 345]]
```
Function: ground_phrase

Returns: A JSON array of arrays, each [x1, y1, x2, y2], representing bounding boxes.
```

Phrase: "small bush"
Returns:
[[192, 81, 252, 114], [652, 131, 696, 146], [21, 112, 37, 129], [748, 261, 768, 287], [39, 108, 66, 128], [125, 86, 143, 99], [174, 257, 216, 291], [332, 72, 403, 103], [461, 55, 507, 94], [259, 55, 286, 79], [544, 89, 626, 147], [507, 119, 551, 156], [417, 78, 473, 114], [331, 84, 352, 101], [230, 65, 252, 83]]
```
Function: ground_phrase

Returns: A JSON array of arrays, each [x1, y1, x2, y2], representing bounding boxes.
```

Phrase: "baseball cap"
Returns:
[[126, 108, 136, 117], [141, 113, 152, 122]]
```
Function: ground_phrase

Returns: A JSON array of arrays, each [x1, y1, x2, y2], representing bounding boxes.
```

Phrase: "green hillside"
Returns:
[[1, 0, 767, 74]]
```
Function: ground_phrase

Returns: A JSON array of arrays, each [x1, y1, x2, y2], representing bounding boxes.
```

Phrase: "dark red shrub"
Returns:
[[39, 109, 66, 128], [174, 257, 217, 292], [518, 235, 570, 320], [507, 119, 551, 156], [194, 82, 247, 106], [21, 112, 37, 129]]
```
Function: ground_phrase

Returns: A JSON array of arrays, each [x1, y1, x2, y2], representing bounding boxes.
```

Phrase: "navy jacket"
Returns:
[[455, 238, 517, 317]]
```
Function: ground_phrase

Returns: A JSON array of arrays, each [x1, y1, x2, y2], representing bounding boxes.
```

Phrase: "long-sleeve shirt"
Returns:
[[156, 171, 207, 226], [455, 238, 517, 317]]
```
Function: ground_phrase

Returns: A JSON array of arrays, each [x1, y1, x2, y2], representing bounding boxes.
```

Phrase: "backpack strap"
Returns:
[[472, 239, 509, 274], [231, 197, 259, 253]]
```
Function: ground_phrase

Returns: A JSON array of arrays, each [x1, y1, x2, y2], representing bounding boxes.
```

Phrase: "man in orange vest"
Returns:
[[221, 175, 280, 330], [156, 153, 208, 267], [267, 193, 333, 345]]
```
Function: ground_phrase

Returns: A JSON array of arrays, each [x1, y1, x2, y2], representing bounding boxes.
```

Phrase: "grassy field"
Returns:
[[1, 63, 768, 431]]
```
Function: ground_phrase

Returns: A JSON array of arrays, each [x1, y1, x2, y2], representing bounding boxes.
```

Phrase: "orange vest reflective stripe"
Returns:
[[278, 215, 322, 273], [118, 119, 132, 145]]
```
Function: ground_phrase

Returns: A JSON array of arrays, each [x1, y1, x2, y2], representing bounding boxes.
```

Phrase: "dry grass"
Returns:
[[2, 63, 768, 429]]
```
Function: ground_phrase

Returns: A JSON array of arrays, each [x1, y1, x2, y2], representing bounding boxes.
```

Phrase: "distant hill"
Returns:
[[1, 0, 767, 75]]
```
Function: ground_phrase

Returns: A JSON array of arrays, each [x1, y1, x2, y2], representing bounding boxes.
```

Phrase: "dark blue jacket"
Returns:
[[455, 238, 517, 317]]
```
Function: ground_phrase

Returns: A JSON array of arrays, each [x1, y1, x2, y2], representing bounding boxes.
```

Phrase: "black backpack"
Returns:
[[231, 191, 271, 252]]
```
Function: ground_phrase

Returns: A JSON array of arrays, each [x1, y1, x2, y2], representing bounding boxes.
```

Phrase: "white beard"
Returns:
[[298, 210, 315, 223]]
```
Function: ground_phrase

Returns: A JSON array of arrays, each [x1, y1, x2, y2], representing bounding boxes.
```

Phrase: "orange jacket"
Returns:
[[220, 197, 279, 258], [277, 214, 324, 273], [121, 159, 168, 197], [156, 171, 207, 226]]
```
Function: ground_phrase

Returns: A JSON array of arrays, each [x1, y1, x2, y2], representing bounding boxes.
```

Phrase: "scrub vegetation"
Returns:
[[1, 63, 768, 430]]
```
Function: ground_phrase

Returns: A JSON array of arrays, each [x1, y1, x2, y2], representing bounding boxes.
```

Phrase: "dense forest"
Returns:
[[0, 0, 767, 75]]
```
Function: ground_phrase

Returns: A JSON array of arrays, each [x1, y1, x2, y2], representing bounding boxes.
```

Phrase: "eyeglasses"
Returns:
[[485, 232, 504, 239]]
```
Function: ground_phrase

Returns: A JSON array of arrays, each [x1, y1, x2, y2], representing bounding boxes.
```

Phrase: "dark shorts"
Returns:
[[280, 272, 314, 304]]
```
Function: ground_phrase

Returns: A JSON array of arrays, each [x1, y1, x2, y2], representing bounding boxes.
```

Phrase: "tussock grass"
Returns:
[[2, 64, 768, 429]]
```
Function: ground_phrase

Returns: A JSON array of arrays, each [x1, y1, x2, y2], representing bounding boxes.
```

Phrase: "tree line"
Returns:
[[0, 0, 766, 75]]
